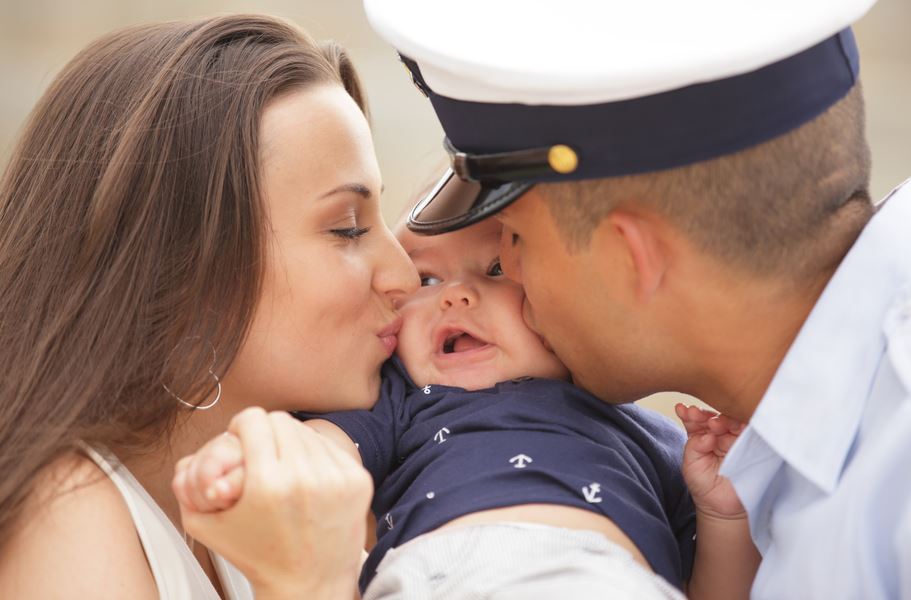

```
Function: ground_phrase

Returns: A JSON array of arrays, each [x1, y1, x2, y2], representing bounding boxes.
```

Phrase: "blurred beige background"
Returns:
[[1, 0, 908, 419]]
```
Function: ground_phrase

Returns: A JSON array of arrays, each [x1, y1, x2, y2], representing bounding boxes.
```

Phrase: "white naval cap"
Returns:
[[362, 0, 877, 233]]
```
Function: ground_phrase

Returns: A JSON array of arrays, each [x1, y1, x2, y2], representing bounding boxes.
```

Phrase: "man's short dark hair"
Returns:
[[539, 84, 873, 279]]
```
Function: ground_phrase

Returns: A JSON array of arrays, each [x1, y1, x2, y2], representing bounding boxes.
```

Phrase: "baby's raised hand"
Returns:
[[674, 403, 746, 519], [175, 409, 371, 597], [173, 432, 246, 513]]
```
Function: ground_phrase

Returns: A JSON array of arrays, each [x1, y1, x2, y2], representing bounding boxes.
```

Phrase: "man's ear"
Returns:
[[601, 209, 668, 302]]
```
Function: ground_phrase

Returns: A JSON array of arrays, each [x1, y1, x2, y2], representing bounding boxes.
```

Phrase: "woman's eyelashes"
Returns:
[[326, 205, 372, 242], [329, 226, 371, 241]]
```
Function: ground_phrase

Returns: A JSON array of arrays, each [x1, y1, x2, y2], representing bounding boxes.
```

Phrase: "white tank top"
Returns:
[[82, 445, 254, 600]]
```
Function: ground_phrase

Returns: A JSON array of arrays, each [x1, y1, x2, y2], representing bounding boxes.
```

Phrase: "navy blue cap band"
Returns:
[[402, 29, 859, 181]]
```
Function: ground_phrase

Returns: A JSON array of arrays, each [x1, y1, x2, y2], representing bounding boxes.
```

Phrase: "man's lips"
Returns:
[[378, 317, 402, 355], [539, 335, 554, 352], [521, 298, 538, 333]]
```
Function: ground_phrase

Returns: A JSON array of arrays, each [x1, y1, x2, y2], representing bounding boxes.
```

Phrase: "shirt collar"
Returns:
[[729, 180, 911, 493]]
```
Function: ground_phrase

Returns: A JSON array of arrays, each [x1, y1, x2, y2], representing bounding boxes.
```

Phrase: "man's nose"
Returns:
[[440, 281, 479, 310], [499, 226, 522, 284]]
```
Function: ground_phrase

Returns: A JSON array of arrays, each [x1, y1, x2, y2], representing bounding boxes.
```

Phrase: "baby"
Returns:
[[175, 211, 749, 599]]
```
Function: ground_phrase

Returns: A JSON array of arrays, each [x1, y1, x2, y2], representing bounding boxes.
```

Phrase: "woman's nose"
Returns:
[[375, 227, 420, 302], [440, 281, 479, 310]]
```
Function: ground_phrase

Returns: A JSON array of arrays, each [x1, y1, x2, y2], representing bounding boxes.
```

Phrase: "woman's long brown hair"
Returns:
[[0, 14, 367, 543]]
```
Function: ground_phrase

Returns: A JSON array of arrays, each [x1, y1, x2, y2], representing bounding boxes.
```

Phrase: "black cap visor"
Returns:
[[402, 29, 860, 236], [407, 169, 533, 235]]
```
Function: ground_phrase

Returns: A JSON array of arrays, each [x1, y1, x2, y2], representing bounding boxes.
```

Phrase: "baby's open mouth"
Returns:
[[442, 331, 488, 354]]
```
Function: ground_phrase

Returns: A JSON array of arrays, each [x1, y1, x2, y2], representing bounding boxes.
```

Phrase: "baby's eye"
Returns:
[[420, 274, 442, 287], [487, 258, 503, 277]]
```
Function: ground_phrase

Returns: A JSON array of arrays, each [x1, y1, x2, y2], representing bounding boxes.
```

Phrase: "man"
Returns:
[[365, 0, 911, 597]]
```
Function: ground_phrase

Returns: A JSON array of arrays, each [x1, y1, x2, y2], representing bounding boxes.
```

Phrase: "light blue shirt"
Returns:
[[720, 179, 911, 599]]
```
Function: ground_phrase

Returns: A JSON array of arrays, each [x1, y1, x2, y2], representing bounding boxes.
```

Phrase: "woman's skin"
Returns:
[[221, 84, 417, 415], [0, 83, 418, 599]]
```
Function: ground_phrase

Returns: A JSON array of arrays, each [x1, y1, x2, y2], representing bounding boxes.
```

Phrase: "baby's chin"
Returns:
[[404, 353, 568, 391], [446, 376, 504, 392], [419, 366, 534, 392]]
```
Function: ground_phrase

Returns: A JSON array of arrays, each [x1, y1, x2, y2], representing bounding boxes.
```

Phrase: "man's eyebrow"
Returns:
[[319, 183, 375, 200]]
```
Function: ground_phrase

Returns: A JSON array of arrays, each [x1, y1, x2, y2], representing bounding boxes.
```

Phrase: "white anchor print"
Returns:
[[385, 513, 394, 529], [582, 482, 603, 503], [434, 427, 451, 444], [509, 454, 533, 469], [422, 385, 432, 395]]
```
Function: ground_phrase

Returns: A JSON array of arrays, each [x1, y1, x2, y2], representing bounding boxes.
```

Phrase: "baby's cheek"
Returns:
[[395, 329, 430, 387], [545, 357, 572, 382], [525, 333, 570, 381], [396, 349, 419, 381]]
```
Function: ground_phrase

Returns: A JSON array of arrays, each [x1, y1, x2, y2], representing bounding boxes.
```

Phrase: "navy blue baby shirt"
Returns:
[[299, 359, 695, 591]]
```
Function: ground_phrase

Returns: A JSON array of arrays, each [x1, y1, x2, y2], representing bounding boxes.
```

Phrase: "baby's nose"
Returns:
[[440, 281, 478, 310]]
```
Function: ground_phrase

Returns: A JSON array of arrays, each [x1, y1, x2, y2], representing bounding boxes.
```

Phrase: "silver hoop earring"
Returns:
[[164, 371, 221, 411], [162, 338, 222, 411]]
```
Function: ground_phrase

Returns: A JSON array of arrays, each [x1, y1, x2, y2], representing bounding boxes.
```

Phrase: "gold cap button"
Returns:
[[548, 144, 578, 174]]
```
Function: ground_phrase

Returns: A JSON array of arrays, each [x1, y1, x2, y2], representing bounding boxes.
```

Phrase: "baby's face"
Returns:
[[395, 217, 568, 390]]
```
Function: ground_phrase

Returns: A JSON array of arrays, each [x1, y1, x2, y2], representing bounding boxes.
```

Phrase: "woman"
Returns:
[[0, 14, 417, 598]]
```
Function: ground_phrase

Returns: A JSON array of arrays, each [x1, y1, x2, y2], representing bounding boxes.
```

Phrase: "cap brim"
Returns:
[[407, 169, 533, 235]]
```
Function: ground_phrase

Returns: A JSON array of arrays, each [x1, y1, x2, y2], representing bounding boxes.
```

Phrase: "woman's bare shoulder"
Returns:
[[0, 452, 158, 598]]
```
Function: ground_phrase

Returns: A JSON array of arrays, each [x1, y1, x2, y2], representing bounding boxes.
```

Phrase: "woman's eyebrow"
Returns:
[[319, 182, 373, 200]]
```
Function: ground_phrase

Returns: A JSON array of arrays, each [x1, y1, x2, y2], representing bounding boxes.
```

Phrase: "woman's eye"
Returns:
[[487, 258, 503, 277], [420, 274, 442, 287], [330, 226, 371, 241]]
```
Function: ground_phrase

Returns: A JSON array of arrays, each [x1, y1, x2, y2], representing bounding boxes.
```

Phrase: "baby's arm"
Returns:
[[675, 404, 760, 600], [173, 419, 360, 513]]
